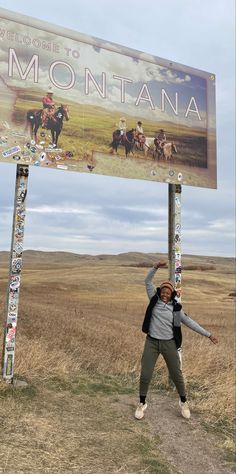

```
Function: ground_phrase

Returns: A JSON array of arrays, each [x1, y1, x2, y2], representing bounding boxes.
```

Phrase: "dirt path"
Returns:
[[132, 392, 233, 474], [0, 379, 234, 474]]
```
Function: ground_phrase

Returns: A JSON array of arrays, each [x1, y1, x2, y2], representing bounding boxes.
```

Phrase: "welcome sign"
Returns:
[[0, 8, 217, 188]]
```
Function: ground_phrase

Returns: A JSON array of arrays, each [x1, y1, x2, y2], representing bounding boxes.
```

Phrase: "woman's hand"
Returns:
[[153, 261, 168, 269], [209, 335, 218, 344]]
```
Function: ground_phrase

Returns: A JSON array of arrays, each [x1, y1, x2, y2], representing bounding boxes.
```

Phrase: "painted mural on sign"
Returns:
[[0, 8, 217, 188]]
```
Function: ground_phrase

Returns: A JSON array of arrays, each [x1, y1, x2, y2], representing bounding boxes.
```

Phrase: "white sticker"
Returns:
[[2, 146, 21, 158]]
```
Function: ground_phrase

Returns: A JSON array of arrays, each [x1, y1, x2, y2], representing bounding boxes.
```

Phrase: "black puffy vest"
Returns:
[[142, 289, 182, 349]]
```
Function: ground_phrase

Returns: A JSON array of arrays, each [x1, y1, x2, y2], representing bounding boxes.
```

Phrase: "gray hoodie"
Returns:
[[145, 267, 211, 340]]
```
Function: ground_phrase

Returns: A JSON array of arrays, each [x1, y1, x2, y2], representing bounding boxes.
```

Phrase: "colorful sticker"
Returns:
[[175, 197, 181, 207], [6, 345, 15, 351], [2, 145, 21, 158], [6, 323, 16, 342], [8, 313, 17, 322], [12, 258, 22, 274], [10, 276, 20, 291], [5, 354, 13, 376], [13, 242, 23, 257], [175, 266, 182, 273]]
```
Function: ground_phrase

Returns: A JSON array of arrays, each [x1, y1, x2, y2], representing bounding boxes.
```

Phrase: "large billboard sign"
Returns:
[[0, 8, 216, 188]]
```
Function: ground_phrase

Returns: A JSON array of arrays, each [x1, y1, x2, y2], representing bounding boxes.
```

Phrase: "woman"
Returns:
[[135, 261, 218, 420]]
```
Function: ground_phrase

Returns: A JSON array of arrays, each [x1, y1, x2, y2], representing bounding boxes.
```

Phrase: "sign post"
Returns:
[[2, 165, 29, 382], [168, 183, 182, 298], [168, 183, 182, 371]]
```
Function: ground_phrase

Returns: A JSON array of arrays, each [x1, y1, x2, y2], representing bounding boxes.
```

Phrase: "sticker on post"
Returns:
[[12, 258, 22, 274], [10, 276, 20, 291], [6, 323, 16, 342], [13, 242, 23, 258], [5, 354, 13, 376]]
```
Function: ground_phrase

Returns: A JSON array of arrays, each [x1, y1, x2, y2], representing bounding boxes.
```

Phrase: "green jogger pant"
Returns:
[[139, 336, 186, 398]]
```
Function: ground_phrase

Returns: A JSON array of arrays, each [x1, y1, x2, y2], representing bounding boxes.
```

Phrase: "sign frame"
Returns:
[[0, 7, 217, 189]]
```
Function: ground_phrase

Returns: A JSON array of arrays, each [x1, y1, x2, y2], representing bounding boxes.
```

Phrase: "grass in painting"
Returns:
[[13, 87, 207, 169]]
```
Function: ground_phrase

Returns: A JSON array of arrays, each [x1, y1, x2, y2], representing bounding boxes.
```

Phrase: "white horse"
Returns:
[[138, 137, 155, 156], [161, 142, 178, 160], [135, 136, 177, 161]]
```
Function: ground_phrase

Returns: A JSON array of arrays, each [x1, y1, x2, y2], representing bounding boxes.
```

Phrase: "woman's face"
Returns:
[[160, 287, 172, 303]]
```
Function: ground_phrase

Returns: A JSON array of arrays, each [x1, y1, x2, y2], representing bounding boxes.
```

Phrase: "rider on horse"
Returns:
[[41, 87, 55, 128], [118, 117, 127, 142], [135, 121, 145, 150], [154, 129, 167, 152]]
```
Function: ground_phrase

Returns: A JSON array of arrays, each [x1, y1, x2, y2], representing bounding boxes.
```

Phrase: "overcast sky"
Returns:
[[0, 0, 235, 257]]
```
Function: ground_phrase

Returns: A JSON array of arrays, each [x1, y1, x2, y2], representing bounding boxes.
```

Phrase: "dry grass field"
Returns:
[[0, 251, 235, 473]]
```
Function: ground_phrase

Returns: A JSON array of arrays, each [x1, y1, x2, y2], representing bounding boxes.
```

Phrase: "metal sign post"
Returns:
[[168, 183, 182, 299], [168, 183, 182, 371], [2, 164, 29, 382]]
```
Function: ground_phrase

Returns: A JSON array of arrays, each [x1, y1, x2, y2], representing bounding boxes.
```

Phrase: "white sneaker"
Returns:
[[135, 402, 147, 420], [179, 400, 191, 419]]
